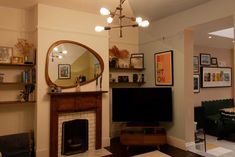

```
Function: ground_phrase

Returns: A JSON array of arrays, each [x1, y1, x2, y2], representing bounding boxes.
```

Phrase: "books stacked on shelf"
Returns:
[[22, 68, 36, 83]]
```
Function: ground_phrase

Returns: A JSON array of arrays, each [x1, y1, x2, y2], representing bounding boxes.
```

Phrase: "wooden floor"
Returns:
[[104, 138, 204, 157]]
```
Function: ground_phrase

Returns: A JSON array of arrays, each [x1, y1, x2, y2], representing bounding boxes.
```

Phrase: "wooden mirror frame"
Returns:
[[45, 40, 104, 89]]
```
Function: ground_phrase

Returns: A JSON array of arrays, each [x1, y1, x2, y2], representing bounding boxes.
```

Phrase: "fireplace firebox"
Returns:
[[62, 119, 88, 155]]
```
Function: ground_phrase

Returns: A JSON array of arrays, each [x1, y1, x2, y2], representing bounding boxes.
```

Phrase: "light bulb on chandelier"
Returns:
[[95, 0, 149, 37]]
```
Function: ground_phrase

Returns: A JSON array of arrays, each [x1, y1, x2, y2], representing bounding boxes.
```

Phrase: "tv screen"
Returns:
[[112, 87, 173, 123]]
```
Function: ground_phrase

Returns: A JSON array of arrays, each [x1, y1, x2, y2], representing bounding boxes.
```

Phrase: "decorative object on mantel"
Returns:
[[15, 39, 35, 64], [48, 85, 61, 93], [96, 75, 103, 91], [95, 0, 149, 37]]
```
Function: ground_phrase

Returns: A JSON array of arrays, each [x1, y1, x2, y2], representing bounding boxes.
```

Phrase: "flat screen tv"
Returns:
[[112, 87, 173, 124]]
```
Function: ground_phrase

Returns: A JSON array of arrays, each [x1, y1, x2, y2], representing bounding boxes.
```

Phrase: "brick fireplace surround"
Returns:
[[49, 91, 107, 157]]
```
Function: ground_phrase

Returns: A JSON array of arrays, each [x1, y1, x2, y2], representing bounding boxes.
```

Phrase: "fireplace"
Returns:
[[49, 91, 107, 157]]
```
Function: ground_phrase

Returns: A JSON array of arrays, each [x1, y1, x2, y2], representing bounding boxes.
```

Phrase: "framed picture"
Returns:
[[0, 46, 13, 63], [58, 64, 71, 79], [131, 53, 144, 58], [11, 56, 24, 64], [154, 50, 174, 86], [201, 67, 232, 88], [193, 56, 199, 73], [200, 53, 211, 66], [193, 74, 200, 93], [130, 53, 144, 69], [211, 57, 218, 66]]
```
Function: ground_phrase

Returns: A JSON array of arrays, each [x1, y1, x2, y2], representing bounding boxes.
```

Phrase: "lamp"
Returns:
[[95, 0, 149, 37]]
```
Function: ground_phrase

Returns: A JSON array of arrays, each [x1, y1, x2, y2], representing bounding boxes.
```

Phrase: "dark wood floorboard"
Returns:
[[104, 137, 204, 157]]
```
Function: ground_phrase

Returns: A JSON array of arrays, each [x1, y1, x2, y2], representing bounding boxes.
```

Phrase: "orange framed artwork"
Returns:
[[154, 50, 174, 86]]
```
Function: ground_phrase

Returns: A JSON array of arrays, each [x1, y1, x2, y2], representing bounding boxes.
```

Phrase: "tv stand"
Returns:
[[120, 125, 166, 149]]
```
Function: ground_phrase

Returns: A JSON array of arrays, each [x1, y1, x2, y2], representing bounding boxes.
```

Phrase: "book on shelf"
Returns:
[[22, 68, 36, 83]]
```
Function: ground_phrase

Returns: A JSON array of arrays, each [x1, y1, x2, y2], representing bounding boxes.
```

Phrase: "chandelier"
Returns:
[[51, 47, 68, 62], [95, 0, 150, 37]]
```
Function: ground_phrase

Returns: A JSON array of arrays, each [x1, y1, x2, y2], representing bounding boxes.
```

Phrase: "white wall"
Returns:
[[139, 0, 235, 149], [36, 4, 109, 157]]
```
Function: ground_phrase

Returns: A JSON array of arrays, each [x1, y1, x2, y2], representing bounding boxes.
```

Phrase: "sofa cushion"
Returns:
[[206, 114, 220, 123], [0, 132, 33, 157]]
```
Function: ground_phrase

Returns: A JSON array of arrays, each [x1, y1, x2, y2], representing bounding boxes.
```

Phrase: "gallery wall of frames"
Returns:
[[193, 53, 232, 93]]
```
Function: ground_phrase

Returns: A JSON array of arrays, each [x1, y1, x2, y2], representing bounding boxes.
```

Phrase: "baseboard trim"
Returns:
[[167, 135, 186, 150], [185, 141, 196, 150], [102, 137, 110, 147], [35, 148, 49, 157]]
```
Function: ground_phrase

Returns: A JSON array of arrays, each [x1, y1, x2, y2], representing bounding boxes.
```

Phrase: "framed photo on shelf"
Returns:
[[11, 56, 24, 64], [211, 57, 218, 66], [154, 50, 174, 86], [130, 53, 144, 69], [0, 46, 13, 63], [58, 64, 71, 79], [193, 74, 200, 93], [200, 53, 211, 66], [193, 56, 199, 73], [201, 67, 232, 88]]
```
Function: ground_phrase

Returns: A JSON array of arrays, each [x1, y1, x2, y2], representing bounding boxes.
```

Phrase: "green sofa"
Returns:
[[201, 99, 234, 136]]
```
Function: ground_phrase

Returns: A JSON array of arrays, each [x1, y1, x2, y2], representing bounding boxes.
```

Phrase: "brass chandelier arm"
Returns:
[[95, 0, 149, 37], [107, 24, 138, 29]]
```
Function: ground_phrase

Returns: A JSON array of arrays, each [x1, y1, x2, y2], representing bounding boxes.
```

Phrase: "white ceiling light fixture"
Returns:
[[208, 27, 234, 39], [95, 0, 150, 37]]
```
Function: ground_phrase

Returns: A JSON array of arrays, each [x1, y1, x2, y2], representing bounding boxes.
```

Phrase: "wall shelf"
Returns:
[[0, 82, 33, 85], [109, 67, 145, 72], [110, 82, 145, 86], [0, 63, 34, 67], [0, 101, 36, 105]]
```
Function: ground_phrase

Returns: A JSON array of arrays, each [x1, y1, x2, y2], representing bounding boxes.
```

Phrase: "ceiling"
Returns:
[[192, 16, 234, 50], [128, 0, 211, 21], [0, 0, 233, 49], [0, 0, 212, 21]]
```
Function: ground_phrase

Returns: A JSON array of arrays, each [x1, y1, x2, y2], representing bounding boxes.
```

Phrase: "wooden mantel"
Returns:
[[49, 91, 107, 157]]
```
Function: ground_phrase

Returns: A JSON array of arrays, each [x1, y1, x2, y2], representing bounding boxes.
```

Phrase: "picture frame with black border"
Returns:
[[193, 56, 199, 73], [211, 57, 218, 66], [130, 53, 144, 69], [154, 50, 174, 86], [131, 53, 144, 58], [200, 53, 211, 66], [200, 67, 232, 88], [193, 74, 200, 93], [58, 64, 71, 79]]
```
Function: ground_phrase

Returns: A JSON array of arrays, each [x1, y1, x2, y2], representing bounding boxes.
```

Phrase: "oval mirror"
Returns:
[[45, 40, 104, 88]]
